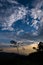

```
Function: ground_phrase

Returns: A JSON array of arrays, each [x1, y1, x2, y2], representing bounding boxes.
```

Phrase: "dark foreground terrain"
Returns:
[[0, 51, 43, 65]]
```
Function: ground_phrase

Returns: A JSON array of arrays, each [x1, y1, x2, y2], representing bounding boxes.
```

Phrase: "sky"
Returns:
[[0, 0, 43, 43]]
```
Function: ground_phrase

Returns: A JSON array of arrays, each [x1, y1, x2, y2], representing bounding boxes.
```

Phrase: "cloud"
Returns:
[[31, 0, 43, 9], [30, 8, 43, 36], [30, 9, 43, 19], [7, 0, 19, 4], [1, 0, 43, 32], [0, 0, 43, 42], [0, 1, 28, 31], [27, 22, 29, 25], [35, 0, 43, 9], [31, 20, 39, 30], [2, 27, 14, 31], [17, 29, 24, 35], [6, 6, 27, 30], [32, 30, 38, 36]]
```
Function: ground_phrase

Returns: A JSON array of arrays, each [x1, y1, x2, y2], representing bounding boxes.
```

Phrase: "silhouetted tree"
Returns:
[[10, 40, 19, 53], [38, 42, 43, 51]]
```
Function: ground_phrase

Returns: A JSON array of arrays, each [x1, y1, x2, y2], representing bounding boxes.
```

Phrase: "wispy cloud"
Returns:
[[7, 0, 19, 4], [17, 29, 24, 35], [30, 4, 43, 36], [35, 0, 43, 9], [0, 0, 43, 42], [0, 2, 28, 31]]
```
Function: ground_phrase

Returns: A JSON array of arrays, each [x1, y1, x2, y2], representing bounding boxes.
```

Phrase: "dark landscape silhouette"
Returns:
[[0, 50, 43, 65], [0, 42, 43, 65]]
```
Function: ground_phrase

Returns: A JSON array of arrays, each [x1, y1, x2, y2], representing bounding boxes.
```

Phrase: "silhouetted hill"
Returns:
[[0, 51, 43, 65]]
